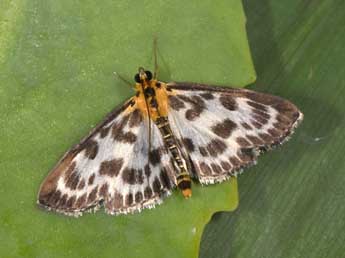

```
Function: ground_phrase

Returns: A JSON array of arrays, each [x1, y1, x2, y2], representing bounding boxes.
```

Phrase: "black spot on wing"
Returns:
[[211, 119, 237, 139], [111, 114, 137, 143], [241, 122, 253, 130], [149, 148, 161, 166], [144, 186, 153, 199], [144, 164, 151, 177], [247, 100, 268, 112], [160, 167, 173, 189], [99, 183, 109, 198], [128, 109, 143, 128], [81, 140, 99, 159], [199, 162, 212, 176], [113, 192, 123, 209], [65, 171, 80, 190], [152, 177, 162, 194], [182, 138, 195, 152], [125, 193, 133, 206], [88, 173, 95, 185], [122, 168, 135, 184], [237, 148, 256, 163], [199, 92, 214, 100], [66, 195, 76, 208], [246, 135, 264, 145], [221, 161, 232, 171], [236, 137, 251, 147], [168, 95, 185, 111], [206, 139, 227, 157], [177, 95, 206, 121], [210, 163, 222, 174], [111, 114, 130, 141], [77, 179, 85, 190], [122, 167, 145, 185], [99, 158, 124, 177], [219, 94, 238, 111], [199, 146, 208, 157], [118, 132, 137, 143], [100, 126, 111, 138], [87, 186, 98, 204], [75, 194, 86, 208], [135, 192, 143, 203]]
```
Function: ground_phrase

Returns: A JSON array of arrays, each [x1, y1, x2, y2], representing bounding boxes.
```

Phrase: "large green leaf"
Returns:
[[200, 0, 345, 257], [0, 1, 255, 258]]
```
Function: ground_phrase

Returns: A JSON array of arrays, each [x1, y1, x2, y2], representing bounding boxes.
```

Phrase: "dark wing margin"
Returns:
[[37, 98, 132, 215]]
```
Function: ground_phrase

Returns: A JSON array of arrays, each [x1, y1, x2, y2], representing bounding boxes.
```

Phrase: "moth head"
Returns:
[[134, 67, 152, 83]]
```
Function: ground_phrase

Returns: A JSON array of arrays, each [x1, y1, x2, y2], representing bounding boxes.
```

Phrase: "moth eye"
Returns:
[[134, 73, 141, 83], [145, 70, 152, 81]]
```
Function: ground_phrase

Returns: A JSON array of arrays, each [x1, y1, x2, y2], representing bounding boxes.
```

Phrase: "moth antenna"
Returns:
[[113, 71, 133, 88], [153, 36, 159, 79]]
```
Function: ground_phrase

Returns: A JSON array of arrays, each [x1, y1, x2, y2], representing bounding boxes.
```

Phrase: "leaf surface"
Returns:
[[0, 1, 254, 257]]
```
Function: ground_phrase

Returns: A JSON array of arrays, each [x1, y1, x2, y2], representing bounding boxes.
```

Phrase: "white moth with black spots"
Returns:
[[38, 68, 303, 217]]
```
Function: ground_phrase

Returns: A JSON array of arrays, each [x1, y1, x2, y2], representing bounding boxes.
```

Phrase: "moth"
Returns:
[[38, 66, 303, 216]]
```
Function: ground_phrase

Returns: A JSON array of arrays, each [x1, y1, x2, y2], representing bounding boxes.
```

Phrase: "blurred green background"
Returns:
[[1, 0, 345, 258]]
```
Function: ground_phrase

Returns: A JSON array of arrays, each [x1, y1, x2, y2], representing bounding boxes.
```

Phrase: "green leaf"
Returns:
[[0, 1, 254, 258], [200, 0, 345, 257]]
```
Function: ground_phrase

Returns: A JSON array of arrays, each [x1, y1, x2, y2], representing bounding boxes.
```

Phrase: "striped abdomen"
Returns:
[[155, 117, 192, 198]]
